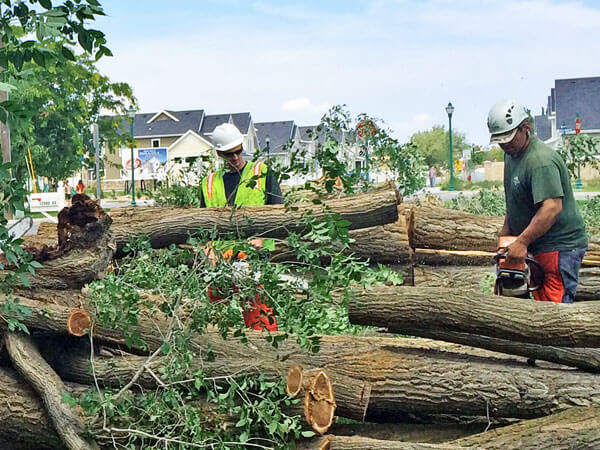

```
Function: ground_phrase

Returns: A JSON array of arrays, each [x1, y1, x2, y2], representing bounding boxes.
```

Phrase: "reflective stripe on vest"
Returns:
[[206, 172, 216, 200], [253, 161, 263, 191]]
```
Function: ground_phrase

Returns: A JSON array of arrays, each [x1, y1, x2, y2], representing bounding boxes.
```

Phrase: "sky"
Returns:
[[95, 0, 600, 146]]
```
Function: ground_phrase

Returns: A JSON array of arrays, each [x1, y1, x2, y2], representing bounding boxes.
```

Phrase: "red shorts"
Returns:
[[531, 248, 587, 303]]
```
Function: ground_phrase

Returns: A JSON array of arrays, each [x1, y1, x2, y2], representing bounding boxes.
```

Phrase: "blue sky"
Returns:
[[95, 0, 600, 145]]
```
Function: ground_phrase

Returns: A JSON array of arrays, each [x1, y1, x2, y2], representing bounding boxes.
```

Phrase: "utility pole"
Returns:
[[92, 123, 102, 201]]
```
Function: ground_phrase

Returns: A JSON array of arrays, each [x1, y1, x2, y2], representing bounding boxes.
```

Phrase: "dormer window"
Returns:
[[152, 139, 160, 148]]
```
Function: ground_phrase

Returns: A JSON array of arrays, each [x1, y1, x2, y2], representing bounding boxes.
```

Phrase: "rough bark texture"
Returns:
[[412, 249, 495, 266], [5, 332, 97, 450], [398, 328, 600, 372], [409, 205, 502, 252], [17, 194, 114, 289], [348, 284, 600, 347], [309, 407, 600, 449], [0, 366, 64, 449], [110, 187, 399, 253], [413, 265, 600, 302], [13, 294, 600, 424], [271, 206, 411, 264]]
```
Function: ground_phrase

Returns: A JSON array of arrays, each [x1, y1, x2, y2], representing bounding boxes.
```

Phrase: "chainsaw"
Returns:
[[494, 236, 544, 298]]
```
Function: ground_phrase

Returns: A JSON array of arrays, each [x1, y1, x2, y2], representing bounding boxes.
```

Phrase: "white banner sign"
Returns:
[[121, 147, 168, 180]]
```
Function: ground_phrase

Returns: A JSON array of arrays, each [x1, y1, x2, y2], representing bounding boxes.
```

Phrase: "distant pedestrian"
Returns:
[[429, 166, 437, 187], [76, 179, 85, 194]]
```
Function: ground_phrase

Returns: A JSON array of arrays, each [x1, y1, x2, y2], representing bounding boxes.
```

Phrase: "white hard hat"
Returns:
[[212, 123, 244, 152], [487, 99, 529, 144]]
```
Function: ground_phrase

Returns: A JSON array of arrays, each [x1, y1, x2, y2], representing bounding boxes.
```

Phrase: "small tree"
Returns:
[[558, 134, 600, 180]]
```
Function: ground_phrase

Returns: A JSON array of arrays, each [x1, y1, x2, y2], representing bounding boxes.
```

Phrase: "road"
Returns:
[[412, 187, 600, 202]]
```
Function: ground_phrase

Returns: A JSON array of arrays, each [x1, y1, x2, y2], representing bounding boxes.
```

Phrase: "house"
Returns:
[[534, 76, 600, 148], [103, 109, 259, 187]]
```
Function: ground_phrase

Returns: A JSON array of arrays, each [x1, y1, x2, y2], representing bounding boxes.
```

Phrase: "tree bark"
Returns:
[[308, 406, 600, 449], [409, 205, 502, 252], [398, 328, 600, 372], [11, 295, 600, 424], [110, 187, 399, 254], [0, 366, 65, 449], [414, 264, 600, 301], [4, 332, 98, 450], [348, 284, 600, 347], [412, 249, 495, 266], [16, 194, 114, 289], [271, 206, 411, 264]]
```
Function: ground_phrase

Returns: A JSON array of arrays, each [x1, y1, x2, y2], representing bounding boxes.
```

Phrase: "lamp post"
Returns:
[[445, 102, 455, 191], [127, 105, 137, 206], [575, 114, 584, 190], [265, 135, 270, 160]]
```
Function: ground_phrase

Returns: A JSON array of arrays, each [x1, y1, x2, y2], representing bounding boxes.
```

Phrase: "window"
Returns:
[[152, 139, 160, 148]]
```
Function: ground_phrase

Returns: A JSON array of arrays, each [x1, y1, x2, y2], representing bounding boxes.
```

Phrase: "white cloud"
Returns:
[[96, 0, 600, 145], [281, 98, 331, 113]]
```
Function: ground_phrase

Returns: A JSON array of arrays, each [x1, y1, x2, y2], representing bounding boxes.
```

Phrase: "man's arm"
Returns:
[[500, 216, 510, 237], [502, 197, 563, 265]]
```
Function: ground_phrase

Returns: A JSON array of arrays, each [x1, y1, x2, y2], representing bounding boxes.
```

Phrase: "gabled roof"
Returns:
[[132, 109, 205, 137], [200, 112, 253, 135], [147, 110, 180, 123], [168, 129, 214, 150], [255, 121, 297, 154], [555, 76, 600, 131]]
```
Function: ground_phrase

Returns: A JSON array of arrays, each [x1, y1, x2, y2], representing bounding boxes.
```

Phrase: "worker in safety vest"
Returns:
[[201, 123, 282, 331], [200, 123, 283, 207]]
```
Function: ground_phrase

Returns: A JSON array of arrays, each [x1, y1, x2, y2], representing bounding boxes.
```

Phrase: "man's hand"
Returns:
[[498, 238, 528, 266]]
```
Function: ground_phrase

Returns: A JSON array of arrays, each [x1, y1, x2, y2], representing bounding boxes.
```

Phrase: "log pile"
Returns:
[[11, 190, 600, 449]]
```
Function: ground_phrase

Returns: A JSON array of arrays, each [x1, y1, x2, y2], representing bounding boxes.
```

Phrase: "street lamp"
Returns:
[[445, 102, 455, 191], [127, 105, 137, 206], [575, 114, 584, 190], [265, 135, 270, 160]]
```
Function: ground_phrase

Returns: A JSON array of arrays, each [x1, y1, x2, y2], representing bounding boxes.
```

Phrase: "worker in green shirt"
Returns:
[[488, 99, 588, 303]]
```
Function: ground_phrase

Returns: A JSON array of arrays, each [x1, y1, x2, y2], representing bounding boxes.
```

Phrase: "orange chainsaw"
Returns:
[[494, 236, 544, 298]]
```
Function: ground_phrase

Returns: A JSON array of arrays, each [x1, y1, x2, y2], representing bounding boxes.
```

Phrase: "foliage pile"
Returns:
[[443, 188, 506, 217]]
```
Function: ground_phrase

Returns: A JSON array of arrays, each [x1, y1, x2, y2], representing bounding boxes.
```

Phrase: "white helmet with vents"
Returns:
[[487, 99, 529, 144]]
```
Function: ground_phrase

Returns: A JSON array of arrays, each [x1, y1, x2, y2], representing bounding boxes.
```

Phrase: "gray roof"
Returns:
[[534, 114, 552, 141], [555, 77, 600, 131], [200, 113, 253, 135], [255, 121, 297, 154], [297, 125, 356, 145], [132, 109, 205, 137]]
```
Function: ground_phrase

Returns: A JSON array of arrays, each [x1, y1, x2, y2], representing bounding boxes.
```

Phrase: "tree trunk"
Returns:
[[4, 332, 98, 450], [397, 328, 600, 372], [309, 406, 600, 449], [408, 205, 502, 252], [0, 366, 65, 449], [414, 264, 600, 301], [348, 284, 600, 347], [110, 187, 399, 254], [271, 206, 411, 264], [412, 249, 495, 266], [17, 194, 114, 290], [11, 295, 600, 423]]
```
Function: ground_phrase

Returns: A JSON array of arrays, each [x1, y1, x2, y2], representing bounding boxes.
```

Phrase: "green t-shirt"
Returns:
[[504, 136, 587, 254]]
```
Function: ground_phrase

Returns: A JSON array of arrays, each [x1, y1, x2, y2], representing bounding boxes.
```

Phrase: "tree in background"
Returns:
[[558, 133, 600, 180], [8, 45, 135, 181], [485, 146, 505, 162], [409, 125, 470, 169]]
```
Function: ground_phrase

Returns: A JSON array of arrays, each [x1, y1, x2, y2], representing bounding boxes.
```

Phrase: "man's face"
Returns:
[[500, 125, 529, 157], [218, 145, 245, 172]]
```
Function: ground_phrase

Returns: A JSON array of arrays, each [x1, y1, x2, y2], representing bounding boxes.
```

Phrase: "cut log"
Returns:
[[310, 406, 600, 450], [17, 194, 114, 289], [0, 366, 65, 449], [34, 328, 600, 424], [348, 284, 600, 347], [4, 332, 98, 450], [409, 205, 502, 252], [271, 206, 411, 264], [110, 187, 399, 254], [398, 328, 600, 372], [412, 249, 495, 266], [302, 369, 337, 434], [413, 265, 600, 302]]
